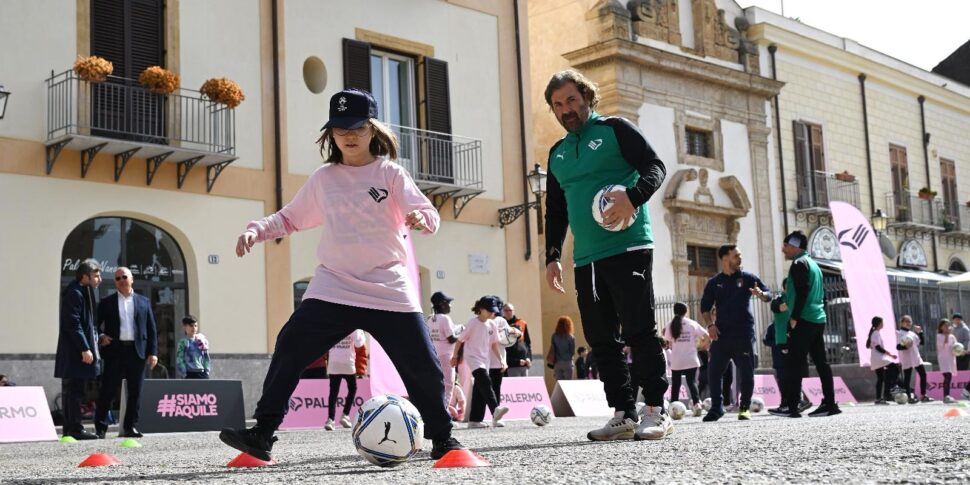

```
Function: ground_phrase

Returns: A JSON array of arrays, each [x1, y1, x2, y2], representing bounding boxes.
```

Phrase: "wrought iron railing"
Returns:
[[46, 69, 235, 155], [885, 191, 943, 227], [390, 124, 482, 190], [795, 170, 861, 210], [942, 204, 970, 233]]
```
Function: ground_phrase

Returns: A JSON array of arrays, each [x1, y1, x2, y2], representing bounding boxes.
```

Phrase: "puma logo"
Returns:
[[378, 421, 397, 445], [555, 153, 564, 160], [632, 270, 647, 280]]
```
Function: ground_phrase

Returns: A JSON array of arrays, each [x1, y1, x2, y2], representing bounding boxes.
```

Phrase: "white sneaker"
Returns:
[[635, 406, 673, 440], [491, 406, 509, 427], [587, 411, 637, 441], [963, 388, 970, 400], [467, 421, 490, 429], [340, 415, 352, 428], [944, 395, 957, 404], [324, 419, 335, 431], [692, 402, 703, 417]]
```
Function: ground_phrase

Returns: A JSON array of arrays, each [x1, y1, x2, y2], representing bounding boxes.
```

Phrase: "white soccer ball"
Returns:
[[900, 335, 914, 348], [702, 398, 712, 411], [497, 326, 520, 348], [750, 397, 765, 413], [530, 405, 553, 426], [893, 392, 909, 405], [669, 401, 687, 420], [591, 184, 638, 232], [352, 395, 424, 468], [953, 342, 966, 356]]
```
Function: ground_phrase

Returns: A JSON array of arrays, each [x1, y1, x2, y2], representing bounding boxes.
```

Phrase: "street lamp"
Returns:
[[0, 85, 10, 120], [871, 208, 887, 234], [498, 163, 547, 234]]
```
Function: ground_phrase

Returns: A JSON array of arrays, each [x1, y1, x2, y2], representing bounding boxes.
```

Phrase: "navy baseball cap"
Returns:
[[321, 88, 378, 130], [430, 291, 454, 305], [475, 296, 501, 315]]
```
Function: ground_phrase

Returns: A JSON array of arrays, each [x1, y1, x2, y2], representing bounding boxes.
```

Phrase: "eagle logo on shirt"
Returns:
[[736, 278, 744, 288], [588, 139, 603, 150], [368, 187, 388, 203]]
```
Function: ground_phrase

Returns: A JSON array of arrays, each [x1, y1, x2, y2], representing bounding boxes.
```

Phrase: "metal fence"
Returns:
[[885, 191, 942, 227], [391, 123, 482, 189], [46, 69, 235, 154], [795, 170, 862, 210]]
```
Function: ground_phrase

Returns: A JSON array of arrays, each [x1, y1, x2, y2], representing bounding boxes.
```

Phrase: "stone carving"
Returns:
[[586, 0, 632, 44], [694, 168, 715, 205], [808, 226, 841, 261], [663, 167, 697, 200], [899, 239, 928, 268], [628, 0, 681, 45], [718, 175, 751, 211]]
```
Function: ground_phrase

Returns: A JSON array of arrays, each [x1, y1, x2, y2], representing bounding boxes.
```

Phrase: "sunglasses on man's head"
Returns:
[[115, 275, 129, 281]]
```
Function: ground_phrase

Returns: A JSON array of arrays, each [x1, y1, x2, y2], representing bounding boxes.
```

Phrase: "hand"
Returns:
[[707, 325, 720, 341], [913, 325, 922, 334], [602, 189, 635, 230], [524, 358, 532, 367], [405, 210, 427, 231], [750, 285, 766, 301], [890, 353, 898, 359], [450, 356, 459, 367], [519, 359, 527, 366], [147, 355, 158, 369], [789, 319, 798, 329], [81, 350, 94, 365], [546, 262, 565, 294], [779, 303, 788, 312], [236, 231, 257, 257], [99, 334, 113, 347], [501, 365, 508, 373]]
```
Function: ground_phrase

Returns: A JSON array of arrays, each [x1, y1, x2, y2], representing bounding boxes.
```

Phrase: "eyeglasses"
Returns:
[[333, 126, 372, 138], [115, 275, 129, 281]]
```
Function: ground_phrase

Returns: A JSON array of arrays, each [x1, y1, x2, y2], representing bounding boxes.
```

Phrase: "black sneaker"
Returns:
[[767, 406, 790, 417], [702, 410, 724, 422], [808, 402, 842, 417], [797, 399, 813, 413], [219, 426, 278, 461], [430, 435, 464, 460]]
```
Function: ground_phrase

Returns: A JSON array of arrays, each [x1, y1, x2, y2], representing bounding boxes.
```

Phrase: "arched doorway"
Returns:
[[61, 217, 188, 378]]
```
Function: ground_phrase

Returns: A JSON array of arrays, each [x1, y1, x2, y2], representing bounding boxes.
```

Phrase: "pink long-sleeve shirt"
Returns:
[[246, 157, 439, 313]]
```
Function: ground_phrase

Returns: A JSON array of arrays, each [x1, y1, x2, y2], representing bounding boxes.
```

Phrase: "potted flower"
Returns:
[[834, 170, 855, 183], [138, 66, 180, 94], [918, 187, 937, 200], [73, 55, 113, 82], [200, 78, 245, 109]]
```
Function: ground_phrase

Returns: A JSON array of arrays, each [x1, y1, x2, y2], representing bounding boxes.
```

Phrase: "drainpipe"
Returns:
[[918, 95, 939, 272], [272, 0, 284, 243], [514, 0, 532, 261], [768, 45, 789, 235], [859, 74, 875, 214]]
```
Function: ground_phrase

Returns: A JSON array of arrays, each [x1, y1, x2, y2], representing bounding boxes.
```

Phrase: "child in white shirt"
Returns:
[[866, 316, 897, 404], [896, 315, 930, 403], [452, 296, 509, 428], [663, 302, 708, 416], [937, 319, 961, 404]]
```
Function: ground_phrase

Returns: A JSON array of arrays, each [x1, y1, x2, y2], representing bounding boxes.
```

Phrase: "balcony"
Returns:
[[794, 170, 862, 214], [392, 124, 484, 218], [45, 69, 236, 192], [941, 205, 970, 238], [885, 191, 944, 231]]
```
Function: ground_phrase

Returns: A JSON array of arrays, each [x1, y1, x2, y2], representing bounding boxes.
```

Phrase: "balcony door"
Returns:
[[370, 50, 417, 172], [941, 158, 958, 228], [793, 121, 827, 208], [890, 144, 910, 222], [90, 0, 166, 143]]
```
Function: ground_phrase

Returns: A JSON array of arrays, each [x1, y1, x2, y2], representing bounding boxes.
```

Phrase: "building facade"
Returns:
[[0, 0, 543, 412]]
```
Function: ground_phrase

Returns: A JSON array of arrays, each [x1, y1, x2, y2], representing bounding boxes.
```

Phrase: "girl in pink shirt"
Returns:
[[219, 88, 462, 462], [937, 319, 959, 404], [663, 302, 708, 416]]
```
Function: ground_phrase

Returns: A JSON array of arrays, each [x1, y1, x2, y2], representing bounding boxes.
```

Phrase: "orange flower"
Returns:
[[73, 56, 113, 82], [139, 66, 180, 94], [200, 78, 245, 109]]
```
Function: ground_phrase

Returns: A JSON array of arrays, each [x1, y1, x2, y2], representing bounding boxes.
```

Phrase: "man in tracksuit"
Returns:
[[543, 69, 670, 441], [699, 245, 771, 422], [769, 230, 841, 418]]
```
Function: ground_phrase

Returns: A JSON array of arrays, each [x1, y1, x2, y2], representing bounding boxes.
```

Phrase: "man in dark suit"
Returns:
[[95, 266, 158, 438], [55, 259, 103, 440]]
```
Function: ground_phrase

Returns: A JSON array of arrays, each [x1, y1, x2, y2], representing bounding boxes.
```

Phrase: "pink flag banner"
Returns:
[[0, 387, 57, 443], [752, 374, 782, 407], [280, 378, 373, 429], [802, 376, 856, 404], [918, 370, 970, 400], [829, 201, 898, 366]]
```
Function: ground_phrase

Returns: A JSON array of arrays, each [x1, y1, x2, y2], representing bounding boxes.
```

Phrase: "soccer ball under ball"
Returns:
[[750, 397, 765, 413], [591, 184, 638, 232], [893, 392, 909, 405], [530, 405, 553, 426], [352, 395, 424, 468], [702, 398, 712, 411], [899, 335, 914, 348], [953, 342, 966, 356], [669, 401, 687, 420]]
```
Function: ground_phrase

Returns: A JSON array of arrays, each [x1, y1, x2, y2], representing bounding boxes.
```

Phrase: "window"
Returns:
[[685, 128, 711, 158], [941, 158, 958, 221], [890, 144, 910, 221], [793, 121, 827, 208], [950, 259, 967, 273], [687, 245, 718, 276], [370, 50, 416, 129]]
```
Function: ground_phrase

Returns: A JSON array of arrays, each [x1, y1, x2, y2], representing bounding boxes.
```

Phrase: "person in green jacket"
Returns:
[[543, 69, 669, 441], [769, 231, 841, 418]]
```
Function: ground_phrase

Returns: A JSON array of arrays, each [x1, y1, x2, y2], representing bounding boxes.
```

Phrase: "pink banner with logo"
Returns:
[[480, 377, 553, 420], [751, 374, 782, 407], [550, 379, 613, 417], [830, 201, 898, 366], [802, 376, 857, 404], [0, 387, 57, 443], [280, 378, 373, 429], [917, 370, 970, 400]]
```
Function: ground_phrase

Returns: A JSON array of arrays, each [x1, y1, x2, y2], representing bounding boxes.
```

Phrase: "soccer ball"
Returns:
[[352, 395, 424, 468], [530, 405, 553, 426], [953, 342, 966, 356], [750, 397, 765, 413], [702, 398, 712, 411], [635, 402, 646, 416], [669, 401, 687, 420], [900, 335, 914, 348], [591, 184, 638, 231], [893, 392, 909, 405], [497, 326, 520, 348]]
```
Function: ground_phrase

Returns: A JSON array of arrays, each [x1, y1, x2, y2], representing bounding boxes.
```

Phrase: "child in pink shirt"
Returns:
[[452, 296, 509, 428], [937, 319, 960, 404], [219, 88, 463, 462]]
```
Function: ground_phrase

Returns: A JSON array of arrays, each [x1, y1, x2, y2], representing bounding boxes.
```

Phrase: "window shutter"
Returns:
[[91, 0, 127, 135], [343, 39, 372, 90], [792, 121, 811, 206], [424, 57, 452, 134], [129, 0, 165, 141], [809, 124, 825, 171]]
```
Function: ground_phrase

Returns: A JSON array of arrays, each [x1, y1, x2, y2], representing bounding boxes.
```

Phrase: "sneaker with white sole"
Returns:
[[635, 406, 673, 440], [491, 406, 509, 427], [963, 388, 970, 400], [944, 395, 957, 404], [467, 421, 490, 429], [324, 419, 335, 431], [692, 402, 703, 417], [340, 415, 352, 428], [587, 411, 637, 441]]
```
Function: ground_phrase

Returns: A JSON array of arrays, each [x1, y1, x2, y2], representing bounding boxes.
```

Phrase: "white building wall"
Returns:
[[721, 119, 764, 281], [640, 102, 677, 298]]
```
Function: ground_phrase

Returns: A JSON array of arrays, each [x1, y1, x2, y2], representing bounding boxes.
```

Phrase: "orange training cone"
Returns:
[[226, 452, 277, 467], [943, 407, 965, 418], [432, 449, 491, 468], [78, 453, 122, 467]]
